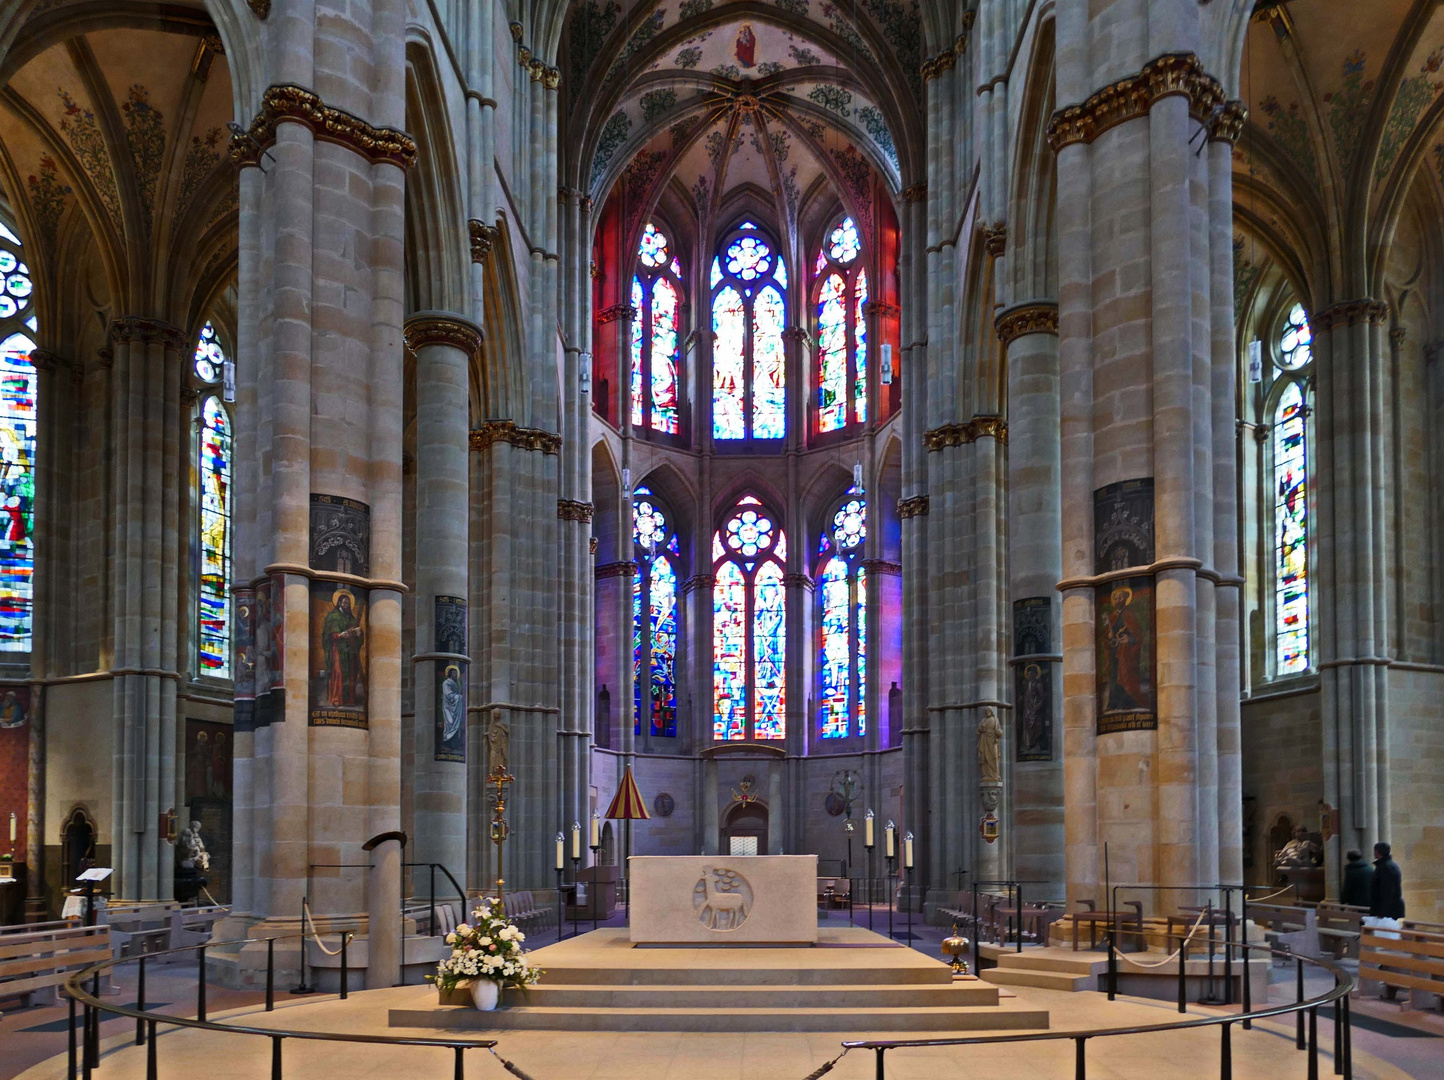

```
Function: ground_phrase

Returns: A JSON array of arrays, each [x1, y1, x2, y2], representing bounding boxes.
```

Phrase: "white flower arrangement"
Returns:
[[432, 898, 543, 994]]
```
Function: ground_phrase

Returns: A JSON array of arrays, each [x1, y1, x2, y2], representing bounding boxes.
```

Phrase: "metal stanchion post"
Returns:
[[571, 857, 581, 939], [271, 1036, 283, 1080], [1224, 890, 1234, 1006], [1333, 978, 1343, 1076], [1297, 958, 1306, 1049], [1240, 892, 1251, 1030], [198, 944, 208, 1020], [589, 844, 601, 932], [1074, 1037, 1087, 1080], [1308, 1006, 1320, 1080], [266, 938, 275, 1011], [1200, 902, 1224, 1005], [340, 933, 350, 1000], [1221, 1022, 1233, 1080], [555, 867, 564, 942], [292, 897, 313, 994], [68, 993, 77, 1080], [146, 1019, 157, 1080], [1177, 938, 1188, 1013], [454, 1046, 465, 1080], [136, 954, 146, 1045]]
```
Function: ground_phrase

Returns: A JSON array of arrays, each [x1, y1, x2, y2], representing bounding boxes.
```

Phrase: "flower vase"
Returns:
[[469, 979, 500, 1011]]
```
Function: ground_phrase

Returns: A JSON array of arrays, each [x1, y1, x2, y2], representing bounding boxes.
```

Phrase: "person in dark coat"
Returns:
[[1369, 842, 1405, 919], [1341, 849, 1373, 908]]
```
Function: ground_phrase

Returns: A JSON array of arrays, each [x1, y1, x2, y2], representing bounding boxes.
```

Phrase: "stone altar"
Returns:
[[629, 855, 819, 944]]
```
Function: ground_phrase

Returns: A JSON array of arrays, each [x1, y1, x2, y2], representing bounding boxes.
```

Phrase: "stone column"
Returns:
[[107, 318, 187, 902], [1050, 25, 1245, 904], [999, 304, 1063, 892], [403, 314, 480, 893]]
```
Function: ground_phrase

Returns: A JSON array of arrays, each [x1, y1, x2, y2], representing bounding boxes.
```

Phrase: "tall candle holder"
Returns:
[[553, 831, 565, 941], [903, 831, 915, 943], [589, 844, 601, 932], [884, 819, 897, 940], [863, 809, 875, 932], [489, 765, 515, 904]]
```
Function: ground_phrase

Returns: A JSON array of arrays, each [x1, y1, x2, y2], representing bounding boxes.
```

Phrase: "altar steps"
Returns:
[[978, 944, 1105, 992], [388, 928, 1052, 1034]]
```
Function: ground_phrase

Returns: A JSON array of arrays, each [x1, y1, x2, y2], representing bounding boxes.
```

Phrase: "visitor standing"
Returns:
[[1369, 842, 1405, 919], [1341, 850, 1373, 908]]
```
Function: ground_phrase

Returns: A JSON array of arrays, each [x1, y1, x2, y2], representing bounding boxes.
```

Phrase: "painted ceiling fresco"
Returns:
[[570, 0, 919, 224], [0, 24, 235, 291]]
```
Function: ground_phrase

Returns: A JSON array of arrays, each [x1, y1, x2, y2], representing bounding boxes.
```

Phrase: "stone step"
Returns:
[[523, 981, 1000, 1009], [980, 967, 1093, 992], [540, 963, 952, 986], [389, 999, 1051, 1033], [984, 949, 1107, 976]]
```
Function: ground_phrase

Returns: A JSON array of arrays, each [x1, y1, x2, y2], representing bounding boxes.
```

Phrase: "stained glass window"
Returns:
[[1278, 304, 1311, 370], [633, 488, 679, 736], [712, 226, 787, 440], [814, 217, 868, 433], [630, 223, 683, 435], [817, 488, 867, 738], [0, 224, 36, 651], [198, 396, 232, 676], [194, 322, 224, 383], [1274, 381, 1308, 674], [712, 499, 787, 740]]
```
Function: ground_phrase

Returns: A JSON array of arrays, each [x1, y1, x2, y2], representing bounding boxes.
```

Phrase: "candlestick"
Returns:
[[885, 819, 896, 860], [7, 812, 13, 843], [590, 811, 601, 849], [555, 832, 565, 872], [864, 809, 874, 850], [571, 820, 582, 861], [904, 831, 915, 870]]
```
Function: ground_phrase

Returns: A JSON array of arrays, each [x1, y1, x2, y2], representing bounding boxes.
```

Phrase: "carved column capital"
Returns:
[[230, 83, 418, 170], [109, 316, 188, 352], [597, 303, 638, 325], [783, 573, 815, 591], [596, 560, 638, 580], [1047, 52, 1226, 152], [558, 499, 595, 523], [403, 312, 484, 359], [1313, 299, 1389, 331], [995, 302, 1059, 346], [468, 220, 500, 262], [897, 495, 930, 519], [469, 421, 561, 455]]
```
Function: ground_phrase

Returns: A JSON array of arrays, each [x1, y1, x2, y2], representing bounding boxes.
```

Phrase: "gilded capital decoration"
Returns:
[[897, 495, 930, 519], [920, 15, 973, 81], [1313, 298, 1389, 331], [558, 499, 595, 523], [469, 220, 500, 263], [902, 183, 928, 204], [230, 83, 418, 170], [981, 223, 1006, 258], [598, 303, 638, 324], [403, 314, 483, 359], [995, 302, 1059, 346], [924, 416, 1008, 450], [1389, 326, 1406, 348], [469, 421, 562, 455], [1047, 52, 1226, 152], [509, 22, 523, 42], [1209, 100, 1248, 144], [596, 560, 638, 580], [861, 559, 903, 577], [543, 67, 561, 91], [109, 316, 188, 351], [247, 0, 270, 16], [781, 326, 812, 347]]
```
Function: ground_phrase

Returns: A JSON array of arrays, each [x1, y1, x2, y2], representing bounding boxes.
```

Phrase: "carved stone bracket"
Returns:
[[781, 326, 812, 347], [902, 183, 928, 204], [995, 302, 1059, 346], [897, 495, 930, 519], [230, 83, 418, 170], [596, 560, 638, 580], [1314, 298, 1389, 331], [468, 220, 500, 263], [27, 348, 66, 374], [403, 313, 483, 359], [469, 421, 562, 455], [863, 299, 901, 320], [598, 303, 638, 324], [920, 14, 974, 81], [783, 573, 815, 591], [681, 574, 716, 595], [1047, 52, 1227, 152], [924, 416, 1008, 451], [1209, 100, 1248, 144], [861, 559, 903, 577], [109, 316, 188, 352], [246, 0, 270, 17], [558, 499, 595, 523], [981, 222, 1006, 258]]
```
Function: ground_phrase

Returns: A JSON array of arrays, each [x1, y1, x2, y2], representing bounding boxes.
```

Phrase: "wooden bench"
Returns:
[[1070, 900, 1144, 952], [1249, 903, 1321, 958], [168, 905, 229, 952], [0, 923, 111, 1007], [500, 890, 552, 933], [1314, 902, 1364, 959], [1359, 925, 1444, 1005]]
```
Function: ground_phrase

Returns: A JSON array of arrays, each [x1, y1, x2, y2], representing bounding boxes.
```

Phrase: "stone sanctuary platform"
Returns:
[[387, 927, 1050, 1032]]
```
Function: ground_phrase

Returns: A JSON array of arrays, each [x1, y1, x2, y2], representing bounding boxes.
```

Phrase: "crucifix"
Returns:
[[488, 763, 515, 904]]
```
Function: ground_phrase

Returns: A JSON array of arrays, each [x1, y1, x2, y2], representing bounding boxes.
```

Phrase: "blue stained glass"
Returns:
[[856, 565, 867, 737], [712, 286, 746, 439], [817, 273, 848, 432], [1279, 304, 1312, 370], [638, 222, 669, 267], [1274, 381, 1309, 674], [632, 223, 683, 435], [0, 227, 36, 653], [854, 269, 868, 424], [630, 276, 645, 427], [198, 397, 232, 676], [710, 257, 723, 289], [752, 560, 787, 739], [648, 554, 678, 737], [726, 235, 773, 281], [828, 217, 861, 263], [752, 285, 786, 438], [773, 258, 788, 288], [713, 560, 747, 740], [634, 495, 679, 736], [194, 322, 224, 383], [819, 557, 850, 738]]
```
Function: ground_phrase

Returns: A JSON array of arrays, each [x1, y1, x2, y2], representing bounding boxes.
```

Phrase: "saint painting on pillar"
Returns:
[[309, 581, 368, 728], [1094, 576, 1156, 733], [435, 662, 466, 762]]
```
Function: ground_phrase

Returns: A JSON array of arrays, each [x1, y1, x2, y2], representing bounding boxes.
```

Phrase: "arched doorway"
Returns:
[[60, 806, 96, 888], [723, 801, 769, 855]]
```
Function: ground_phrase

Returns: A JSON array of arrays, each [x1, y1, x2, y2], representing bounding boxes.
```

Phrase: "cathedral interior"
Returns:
[[0, 0, 1442, 979]]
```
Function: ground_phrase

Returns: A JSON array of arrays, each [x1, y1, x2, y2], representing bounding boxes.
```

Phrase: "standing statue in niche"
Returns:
[[977, 707, 1003, 784], [487, 709, 510, 772], [179, 821, 210, 871]]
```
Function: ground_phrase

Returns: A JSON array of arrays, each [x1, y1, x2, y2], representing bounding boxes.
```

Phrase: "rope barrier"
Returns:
[[301, 899, 348, 957], [1125, 909, 1211, 969], [486, 1045, 539, 1079], [800, 1046, 852, 1079], [1245, 885, 1296, 904]]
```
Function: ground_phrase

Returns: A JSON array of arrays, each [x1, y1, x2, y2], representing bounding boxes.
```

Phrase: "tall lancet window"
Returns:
[[633, 488, 679, 737], [817, 487, 867, 738], [0, 222, 37, 651], [1272, 302, 1311, 675], [814, 217, 867, 433], [195, 323, 232, 678], [713, 497, 787, 740], [630, 223, 683, 435], [712, 224, 788, 442]]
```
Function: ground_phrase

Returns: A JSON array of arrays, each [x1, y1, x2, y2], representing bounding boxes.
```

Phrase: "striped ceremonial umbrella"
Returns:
[[606, 763, 649, 917]]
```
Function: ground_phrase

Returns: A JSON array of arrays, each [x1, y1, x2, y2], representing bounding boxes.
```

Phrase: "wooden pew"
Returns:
[[0, 923, 111, 1007], [1358, 925, 1444, 1005], [1314, 902, 1364, 958], [1248, 903, 1321, 958]]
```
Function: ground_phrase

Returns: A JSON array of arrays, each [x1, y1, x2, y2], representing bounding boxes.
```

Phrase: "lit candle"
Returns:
[[555, 832, 565, 871], [8, 813, 14, 843], [590, 811, 601, 849], [864, 809, 874, 850], [904, 831, 915, 870], [885, 820, 896, 860], [571, 820, 582, 861]]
